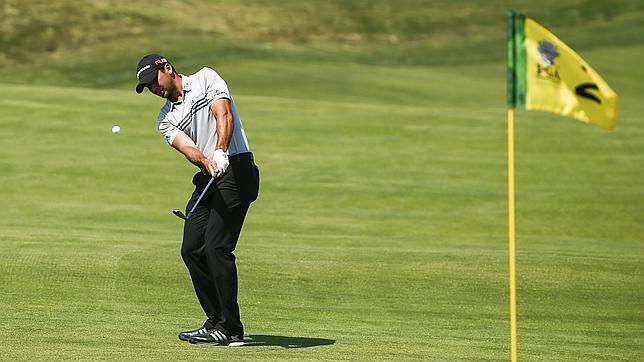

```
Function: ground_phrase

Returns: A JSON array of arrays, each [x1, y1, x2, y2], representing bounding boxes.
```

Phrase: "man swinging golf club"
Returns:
[[135, 54, 260, 345]]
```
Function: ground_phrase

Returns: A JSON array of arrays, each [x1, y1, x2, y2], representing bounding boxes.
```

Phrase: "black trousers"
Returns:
[[181, 152, 259, 336]]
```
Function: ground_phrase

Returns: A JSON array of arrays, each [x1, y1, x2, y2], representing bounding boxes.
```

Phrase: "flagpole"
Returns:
[[507, 107, 518, 362]]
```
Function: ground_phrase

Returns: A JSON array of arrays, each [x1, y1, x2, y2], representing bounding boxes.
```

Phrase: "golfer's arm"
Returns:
[[171, 132, 208, 169], [210, 98, 233, 152]]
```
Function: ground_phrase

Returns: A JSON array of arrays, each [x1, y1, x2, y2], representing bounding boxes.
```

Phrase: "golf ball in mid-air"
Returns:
[[112, 125, 121, 134]]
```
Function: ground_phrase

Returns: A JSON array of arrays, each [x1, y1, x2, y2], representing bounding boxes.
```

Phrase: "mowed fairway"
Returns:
[[1, 23, 644, 362]]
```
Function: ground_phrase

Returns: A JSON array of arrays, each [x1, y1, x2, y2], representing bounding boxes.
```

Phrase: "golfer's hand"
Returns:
[[171, 133, 222, 177], [212, 149, 229, 176], [201, 158, 220, 177]]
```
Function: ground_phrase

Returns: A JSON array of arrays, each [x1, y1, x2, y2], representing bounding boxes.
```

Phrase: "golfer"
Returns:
[[135, 54, 259, 345]]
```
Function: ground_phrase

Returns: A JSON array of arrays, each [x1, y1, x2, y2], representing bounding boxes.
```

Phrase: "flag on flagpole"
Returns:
[[507, 12, 618, 129], [505, 11, 618, 361]]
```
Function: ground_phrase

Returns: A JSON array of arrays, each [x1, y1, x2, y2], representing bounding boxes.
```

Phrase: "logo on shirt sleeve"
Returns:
[[211, 89, 229, 98]]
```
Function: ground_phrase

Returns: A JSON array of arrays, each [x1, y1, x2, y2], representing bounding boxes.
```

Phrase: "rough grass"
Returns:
[[2, 1, 643, 71]]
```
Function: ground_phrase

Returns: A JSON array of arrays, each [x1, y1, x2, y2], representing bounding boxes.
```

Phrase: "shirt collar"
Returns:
[[181, 74, 191, 92], [170, 74, 190, 110]]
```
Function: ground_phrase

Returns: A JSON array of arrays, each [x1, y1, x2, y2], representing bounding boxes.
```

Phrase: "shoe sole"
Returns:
[[189, 337, 243, 346]]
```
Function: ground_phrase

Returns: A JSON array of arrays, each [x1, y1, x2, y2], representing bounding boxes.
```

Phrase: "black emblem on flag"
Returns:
[[575, 83, 602, 104]]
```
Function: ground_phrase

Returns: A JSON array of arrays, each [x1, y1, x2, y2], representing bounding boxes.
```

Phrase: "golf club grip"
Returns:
[[187, 176, 216, 218]]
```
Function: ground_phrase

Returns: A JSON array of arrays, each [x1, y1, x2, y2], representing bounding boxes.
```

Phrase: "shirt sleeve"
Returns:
[[157, 102, 183, 145], [200, 67, 231, 107]]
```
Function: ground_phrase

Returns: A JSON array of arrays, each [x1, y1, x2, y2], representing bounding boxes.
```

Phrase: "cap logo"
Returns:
[[137, 64, 151, 80], [154, 58, 167, 65]]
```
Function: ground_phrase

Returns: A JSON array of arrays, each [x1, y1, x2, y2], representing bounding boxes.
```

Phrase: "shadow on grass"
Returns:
[[241, 335, 335, 348]]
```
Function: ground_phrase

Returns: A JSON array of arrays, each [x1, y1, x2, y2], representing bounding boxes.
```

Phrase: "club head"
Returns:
[[172, 209, 186, 220]]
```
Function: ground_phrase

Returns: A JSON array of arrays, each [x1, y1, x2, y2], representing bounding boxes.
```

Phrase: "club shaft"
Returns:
[[186, 176, 216, 219]]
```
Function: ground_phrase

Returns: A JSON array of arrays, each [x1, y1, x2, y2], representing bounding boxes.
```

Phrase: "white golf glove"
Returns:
[[213, 149, 229, 176]]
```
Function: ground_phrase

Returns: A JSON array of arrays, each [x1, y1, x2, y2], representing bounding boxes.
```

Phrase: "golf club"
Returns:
[[172, 175, 216, 220]]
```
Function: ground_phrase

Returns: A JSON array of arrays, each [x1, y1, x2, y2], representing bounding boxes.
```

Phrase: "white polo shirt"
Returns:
[[156, 67, 250, 159]]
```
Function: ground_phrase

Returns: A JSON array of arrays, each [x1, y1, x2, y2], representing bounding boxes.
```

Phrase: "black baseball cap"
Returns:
[[135, 54, 169, 93]]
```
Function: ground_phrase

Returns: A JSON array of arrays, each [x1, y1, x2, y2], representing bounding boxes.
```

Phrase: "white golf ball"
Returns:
[[111, 125, 121, 134]]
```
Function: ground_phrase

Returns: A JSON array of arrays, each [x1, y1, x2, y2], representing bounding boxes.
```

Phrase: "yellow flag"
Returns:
[[508, 13, 618, 130]]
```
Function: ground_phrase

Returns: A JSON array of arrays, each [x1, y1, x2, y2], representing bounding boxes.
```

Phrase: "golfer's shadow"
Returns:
[[241, 335, 335, 348]]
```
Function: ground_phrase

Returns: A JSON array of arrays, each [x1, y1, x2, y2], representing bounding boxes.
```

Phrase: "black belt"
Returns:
[[229, 152, 253, 163]]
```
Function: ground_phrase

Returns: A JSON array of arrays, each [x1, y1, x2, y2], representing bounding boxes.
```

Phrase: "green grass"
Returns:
[[1, 1, 643, 360]]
